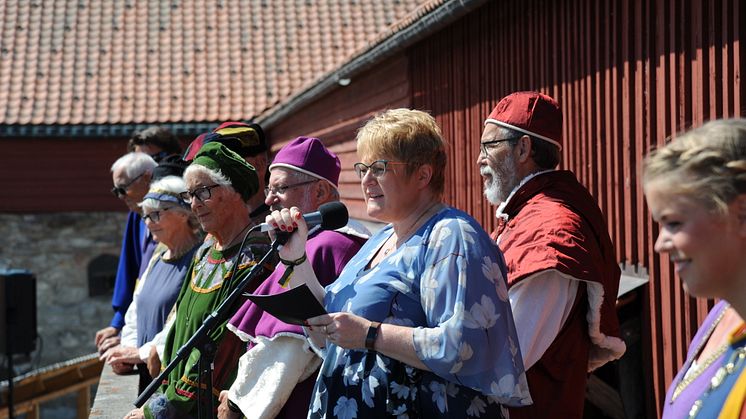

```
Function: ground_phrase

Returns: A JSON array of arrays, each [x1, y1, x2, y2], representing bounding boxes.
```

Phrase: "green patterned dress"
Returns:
[[144, 233, 273, 419]]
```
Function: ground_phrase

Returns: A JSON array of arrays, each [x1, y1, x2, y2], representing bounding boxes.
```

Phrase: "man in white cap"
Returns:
[[476, 91, 625, 418]]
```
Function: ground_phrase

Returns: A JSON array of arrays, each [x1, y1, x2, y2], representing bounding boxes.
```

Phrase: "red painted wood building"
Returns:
[[1, 0, 744, 416], [260, 0, 745, 416]]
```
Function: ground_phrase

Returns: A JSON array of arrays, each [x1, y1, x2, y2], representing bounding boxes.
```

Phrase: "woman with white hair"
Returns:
[[101, 176, 202, 392], [126, 142, 271, 419]]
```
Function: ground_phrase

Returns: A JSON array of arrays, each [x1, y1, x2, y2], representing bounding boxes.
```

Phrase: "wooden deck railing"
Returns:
[[0, 353, 103, 419]]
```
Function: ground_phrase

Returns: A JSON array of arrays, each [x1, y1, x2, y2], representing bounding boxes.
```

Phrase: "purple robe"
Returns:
[[227, 228, 366, 418], [662, 300, 730, 418]]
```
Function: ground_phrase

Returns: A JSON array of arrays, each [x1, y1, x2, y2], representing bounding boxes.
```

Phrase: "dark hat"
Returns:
[[183, 122, 267, 161], [214, 121, 267, 156], [152, 154, 189, 180], [183, 132, 210, 162], [191, 142, 259, 201], [269, 137, 340, 188], [485, 91, 563, 149]]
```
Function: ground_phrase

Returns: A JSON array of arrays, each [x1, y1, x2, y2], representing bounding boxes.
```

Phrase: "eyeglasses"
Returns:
[[111, 173, 144, 198], [479, 136, 521, 155], [353, 160, 408, 179], [179, 184, 222, 203], [264, 179, 319, 197], [142, 207, 172, 223]]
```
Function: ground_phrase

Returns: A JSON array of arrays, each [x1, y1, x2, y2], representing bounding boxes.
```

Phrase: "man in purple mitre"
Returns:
[[218, 137, 370, 419]]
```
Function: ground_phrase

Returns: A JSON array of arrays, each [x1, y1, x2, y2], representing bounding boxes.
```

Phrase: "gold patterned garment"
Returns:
[[144, 233, 273, 419]]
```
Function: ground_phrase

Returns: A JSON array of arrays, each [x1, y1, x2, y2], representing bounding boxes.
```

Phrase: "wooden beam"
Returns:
[[1, 359, 103, 406], [76, 387, 90, 419], [585, 374, 626, 419], [0, 378, 98, 419], [27, 403, 39, 419]]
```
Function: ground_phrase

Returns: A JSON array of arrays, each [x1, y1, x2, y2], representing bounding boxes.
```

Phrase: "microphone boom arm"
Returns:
[[134, 228, 290, 417]]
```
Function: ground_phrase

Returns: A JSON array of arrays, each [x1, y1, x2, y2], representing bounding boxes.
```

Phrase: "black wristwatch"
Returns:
[[227, 399, 241, 413], [365, 321, 381, 351]]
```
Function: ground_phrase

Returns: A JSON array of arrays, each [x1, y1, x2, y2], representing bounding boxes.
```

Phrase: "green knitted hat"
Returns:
[[192, 142, 259, 201]]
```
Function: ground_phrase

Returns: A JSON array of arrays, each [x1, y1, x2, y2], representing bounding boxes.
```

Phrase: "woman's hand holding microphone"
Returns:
[[265, 207, 307, 261]]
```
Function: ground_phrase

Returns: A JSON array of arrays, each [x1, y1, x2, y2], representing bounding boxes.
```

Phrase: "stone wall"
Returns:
[[0, 212, 127, 367], [0, 212, 381, 371]]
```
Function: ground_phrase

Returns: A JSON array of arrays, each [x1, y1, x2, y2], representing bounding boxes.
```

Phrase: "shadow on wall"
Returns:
[[88, 254, 118, 297]]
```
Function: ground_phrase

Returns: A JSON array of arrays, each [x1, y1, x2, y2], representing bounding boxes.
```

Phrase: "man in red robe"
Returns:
[[476, 91, 626, 418]]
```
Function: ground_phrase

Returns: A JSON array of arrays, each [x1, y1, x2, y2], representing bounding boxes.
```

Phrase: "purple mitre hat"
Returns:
[[269, 136, 341, 188]]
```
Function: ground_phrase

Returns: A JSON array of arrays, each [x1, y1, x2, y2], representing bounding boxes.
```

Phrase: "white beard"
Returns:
[[480, 153, 517, 205]]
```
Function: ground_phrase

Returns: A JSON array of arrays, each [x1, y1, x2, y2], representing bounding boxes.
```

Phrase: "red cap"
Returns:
[[182, 121, 267, 162], [183, 132, 210, 162], [485, 91, 562, 149]]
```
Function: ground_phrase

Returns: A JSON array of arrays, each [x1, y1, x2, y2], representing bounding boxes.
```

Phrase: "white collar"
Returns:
[[332, 219, 372, 240], [495, 169, 556, 220]]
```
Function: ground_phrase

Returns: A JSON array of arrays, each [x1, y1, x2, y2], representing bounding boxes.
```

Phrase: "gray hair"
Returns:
[[183, 164, 232, 188], [329, 188, 340, 201], [274, 168, 340, 200], [182, 164, 248, 205], [283, 169, 314, 183], [111, 152, 157, 180], [497, 126, 561, 169], [140, 176, 200, 230]]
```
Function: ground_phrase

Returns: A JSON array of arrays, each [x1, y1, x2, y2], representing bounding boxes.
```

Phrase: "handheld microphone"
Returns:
[[259, 201, 349, 232]]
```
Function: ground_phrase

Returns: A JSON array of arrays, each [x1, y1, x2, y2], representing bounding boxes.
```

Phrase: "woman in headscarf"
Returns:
[[102, 176, 201, 391], [267, 109, 531, 418]]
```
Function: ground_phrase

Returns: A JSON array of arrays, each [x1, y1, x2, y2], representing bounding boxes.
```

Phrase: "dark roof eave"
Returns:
[[0, 123, 219, 139], [257, 0, 489, 129]]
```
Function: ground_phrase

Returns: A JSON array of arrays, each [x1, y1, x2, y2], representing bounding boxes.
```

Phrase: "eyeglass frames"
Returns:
[[111, 173, 144, 198], [142, 207, 172, 223], [479, 136, 521, 155], [179, 184, 222, 203], [353, 160, 408, 179], [264, 179, 319, 197]]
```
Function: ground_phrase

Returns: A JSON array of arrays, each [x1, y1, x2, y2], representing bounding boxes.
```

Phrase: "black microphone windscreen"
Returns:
[[318, 202, 348, 230]]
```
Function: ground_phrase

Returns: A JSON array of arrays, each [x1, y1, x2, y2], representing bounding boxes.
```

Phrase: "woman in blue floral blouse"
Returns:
[[267, 108, 532, 418]]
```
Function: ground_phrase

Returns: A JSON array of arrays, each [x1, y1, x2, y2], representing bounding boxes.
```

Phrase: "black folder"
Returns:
[[244, 284, 327, 325]]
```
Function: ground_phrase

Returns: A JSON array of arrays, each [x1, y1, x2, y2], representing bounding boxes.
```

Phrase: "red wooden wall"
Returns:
[[409, 0, 744, 415], [0, 137, 131, 212], [268, 55, 411, 221]]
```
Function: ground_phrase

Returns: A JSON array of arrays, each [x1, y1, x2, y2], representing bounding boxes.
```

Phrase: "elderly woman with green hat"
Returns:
[[126, 142, 272, 419]]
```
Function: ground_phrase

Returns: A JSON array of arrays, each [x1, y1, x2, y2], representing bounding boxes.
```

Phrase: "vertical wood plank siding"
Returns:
[[409, 0, 744, 415], [268, 55, 411, 221]]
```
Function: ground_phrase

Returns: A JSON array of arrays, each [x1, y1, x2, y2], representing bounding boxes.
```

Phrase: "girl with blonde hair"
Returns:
[[643, 119, 746, 418]]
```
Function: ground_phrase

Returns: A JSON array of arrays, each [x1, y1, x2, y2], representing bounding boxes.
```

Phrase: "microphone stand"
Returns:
[[134, 226, 290, 418]]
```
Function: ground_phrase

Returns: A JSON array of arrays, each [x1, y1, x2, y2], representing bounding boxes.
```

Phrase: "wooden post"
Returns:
[[76, 387, 90, 419], [26, 404, 39, 419]]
